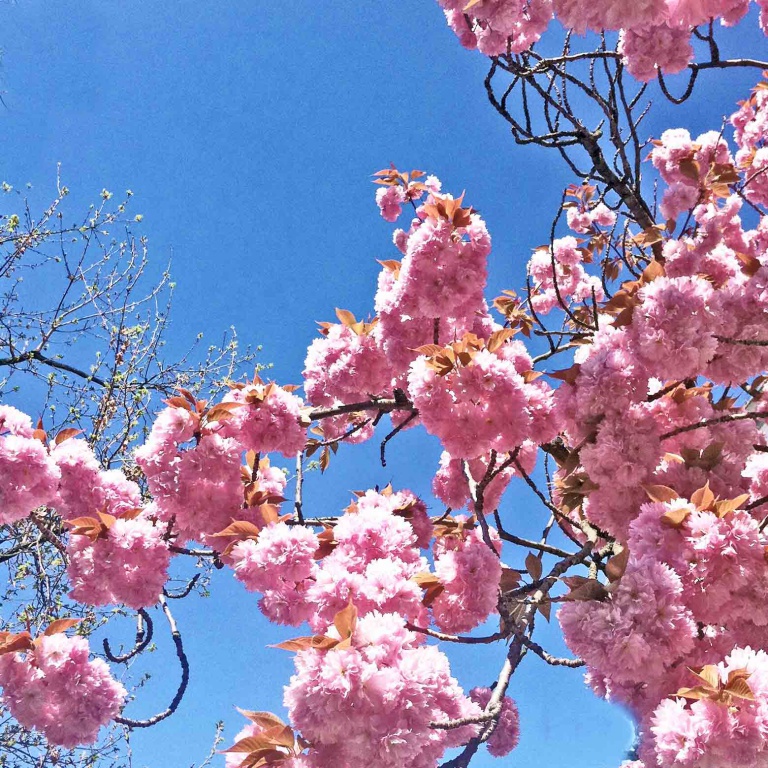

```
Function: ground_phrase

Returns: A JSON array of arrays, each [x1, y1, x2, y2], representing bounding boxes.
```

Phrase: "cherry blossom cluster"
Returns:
[[220, 488, 511, 766], [407, 332, 558, 459], [227, 481, 506, 641], [431, 521, 502, 633], [469, 687, 520, 757], [282, 611, 482, 768], [0, 628, 126, 748], [374, 186, 492, 377], [527, 237, 605, 315], [432, 441, 538, 512], [135, 383, 305, 544], [0, 405, 61, 525], [303, 314, 392, 443], [650, 128, 733, 222], [66, 509, 171, 610], [0, 406, 142, 526], [549, 89, 768, 542], [560, 491, 768, 766], [435, 0, 768, 82], [733, 78, 768, 208]]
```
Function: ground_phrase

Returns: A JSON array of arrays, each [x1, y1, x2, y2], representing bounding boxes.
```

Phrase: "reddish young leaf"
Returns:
[[605, 547, 629, 583], [335, 308, 357, 326], [333, 602, 358, 641], [319, 447, 330, 473], [641, 484, 680, 504], [43, 618, 81, 636], [525, 552, 542, 582], [163, 396, 194, 411], [272, 635, 339, 652], [713, 494, 751, 517], [54, 428, 82, 446], [486, 328, 515, 354], [561, 576, 609, 602], [691, 482, 715, 511], [499, 567, 521, 592], [314, 526, 337, 560], [211, 521, 262, 539], [412, 344, 445, 357], [224, 735, 280, 754], [660, 506, 691, 529], [690, 664, 720, 689], [547, 364, 581, 385], [0, 631, 34, 656], [235, 709, 287, 730]]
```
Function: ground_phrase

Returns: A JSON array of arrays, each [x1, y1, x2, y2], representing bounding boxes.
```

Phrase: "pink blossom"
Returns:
[[376, 185, 407, 222], [431, 525, 502, 633], [221, 382, 306, 458], [469, 687, 520, 756], [0, 433, 60, 524], [284, 612, 481, 768], [67, 510, 171, 609], [408, 347, 534, 459], [631, 275, 717, 380], [650, 647, 768, 768], [0, 633, 126, 748]]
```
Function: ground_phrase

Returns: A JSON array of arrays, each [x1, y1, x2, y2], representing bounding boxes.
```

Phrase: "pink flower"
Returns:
[[469, 687, 520, 756], [376, 185, 407, 222], [0, 634, 126, 748]]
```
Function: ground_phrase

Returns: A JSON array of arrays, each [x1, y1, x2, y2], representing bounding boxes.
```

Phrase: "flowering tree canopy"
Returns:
[[3, 2, 768, 768]]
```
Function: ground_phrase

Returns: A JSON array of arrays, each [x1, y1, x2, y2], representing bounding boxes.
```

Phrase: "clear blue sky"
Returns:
[[1, 2, 766, 766]]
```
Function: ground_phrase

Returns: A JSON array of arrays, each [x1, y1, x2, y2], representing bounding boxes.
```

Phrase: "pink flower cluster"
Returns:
[[527, 237, 604, 315], [52, 437, 142, 520], [229, 487, 433, 631], [650, 647, 768, 767], [555, 147, 768, 536], [469, 687, 520, 757], [632, 275, 718, 380], [220, 382, 306, 457], [559, 558, 697, 711], [0, 407, 143, 527], [374, 193, 491, 377], [134, 386, 304, 544], [436, 0, 766, 82], [303, 319, 393, 443], [304, 322, 392, 408], [283, 612, 481, 768], [0, 633, 126, 748], [301, 176, 500, 444], [408, 343, 556, 460], [618, 24, 693, 82], [67, 511, 171, 610], [438, 0, 553, 56], [0, 405, 60, 525], [566, 201, 617, 234], [432, 523, 502, 633], [560, 490, 768, 764], [136, 418, 244, 543], [230, 522, 320, 626], [732, 79, 768, 208], [650, 129, 733, 221], [630, 501, 768, 633], [305, 495, 429, 632], [744, 452, 768, 503], [375, 185, 407, 222], [432, 442, 538, 513]]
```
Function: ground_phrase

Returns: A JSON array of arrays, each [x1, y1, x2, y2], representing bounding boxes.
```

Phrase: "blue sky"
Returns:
[[1, 2, 767, 767]]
